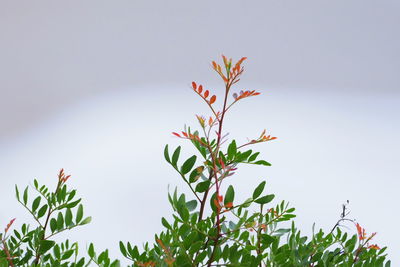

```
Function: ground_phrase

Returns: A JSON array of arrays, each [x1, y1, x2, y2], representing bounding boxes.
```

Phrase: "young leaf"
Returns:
[[80, 217, 92, 225], [252, 181, 266, 199], [181, 155, 197, 174]]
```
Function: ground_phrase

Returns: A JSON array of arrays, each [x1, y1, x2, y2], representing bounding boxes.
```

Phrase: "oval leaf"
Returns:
[[224, 185, 235, 206], [181, 155, 197, 175], [252, 181, 266, 199], [255, 194, 275, 205]]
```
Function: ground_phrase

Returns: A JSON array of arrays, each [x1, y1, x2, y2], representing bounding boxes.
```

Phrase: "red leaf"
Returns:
[[172, 132, 181, 137], [209, 95, 216, 105], [182, 131, 188, 137], [204, 90, 209, 98], [198, 85, 203, 93], [5, 218, 16, 234], [192, 81, 197, 90], [225, 202, 233, 209]]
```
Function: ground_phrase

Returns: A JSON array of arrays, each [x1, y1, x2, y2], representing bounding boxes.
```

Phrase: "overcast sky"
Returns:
[[1, 0, 399, 264]]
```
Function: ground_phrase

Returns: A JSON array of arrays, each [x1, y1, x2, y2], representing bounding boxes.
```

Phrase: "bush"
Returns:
[[0, 56, 390, 267]]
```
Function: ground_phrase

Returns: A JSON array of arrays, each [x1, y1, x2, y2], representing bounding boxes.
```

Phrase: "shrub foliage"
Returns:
[[1, 56, 390, 266]]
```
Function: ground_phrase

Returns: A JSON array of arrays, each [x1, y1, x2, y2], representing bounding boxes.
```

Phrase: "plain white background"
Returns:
[[1, 0, 399, 264]]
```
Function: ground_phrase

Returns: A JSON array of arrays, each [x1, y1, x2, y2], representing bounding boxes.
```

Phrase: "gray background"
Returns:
[[1, 0, 399, 264]]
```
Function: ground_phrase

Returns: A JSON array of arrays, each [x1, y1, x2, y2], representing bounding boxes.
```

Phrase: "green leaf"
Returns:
[[224, 185, 235, 206], [0, 258, 8, 267], [227, 140, 237, 160], [210, 192, 218, 212], [23, 186, 28, 205], [50, 218, 57, 233], [119, 241, 127, 257], [248, 152, 260, 162], [57, 212, 64, 230], [181, 155, 197, 175], [161, 217, 171, 230], [80, 217, 92, 225], [34, 179, 39, 189], [286, 208, 295, 213], [195, 180, 211, 193], [186, 200, 197, 211], [38, 240, 55, 254], [53, 244, 61, 259], [32, 196, 41, 213], [61, 250, 74, 260], [177, 204, 189, 221], [37, 204, 48, 218], [189, 166, 204, 183], [88, 243, 95, 258], [15, 185, 20, 201], [164, 145, 170, 163], [255, 194, 275, 204], [65, 208, 73, 226], [254, 160, 271, 166], [236, 149, 252, 161], [252, 181, 266, 199], [65, 199, 81, 209], [76, 204, 83, 224], [172, 146, 181, 166]]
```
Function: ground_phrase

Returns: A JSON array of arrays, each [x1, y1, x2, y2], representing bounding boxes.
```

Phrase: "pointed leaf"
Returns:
[[32, 196, 41, 213], [181, 155, 197, 175], [76, 204, 83, 224], [65, 208, 73, 226], [80, 216, 92, 225], [255, 194, 275, 204], [37, 204, 48, 218], [252, 181, 266, 199], [23, 186, 28, 205], [164, 145, 170, 163], [38, 240, 55, 254], [227, 140, 237, 160], [254, 160, 271, 166], [172, 146, 181, 166]]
